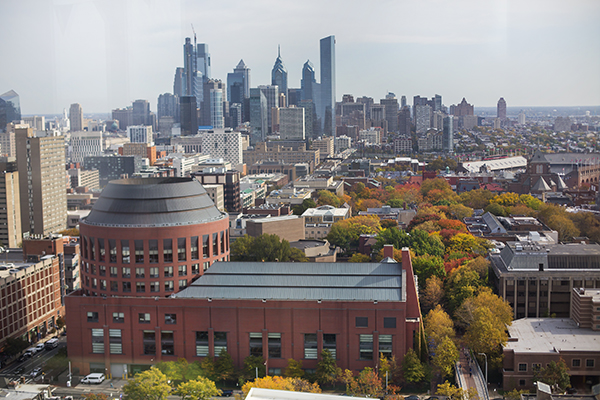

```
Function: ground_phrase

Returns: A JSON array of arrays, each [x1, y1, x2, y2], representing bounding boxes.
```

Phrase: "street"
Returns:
[[0, 336, 67, 384]]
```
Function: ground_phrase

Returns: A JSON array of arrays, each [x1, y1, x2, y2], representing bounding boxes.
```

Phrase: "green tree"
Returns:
[[317, 190, 342, 207], [459, 189, 493, 209], [547, 214, 580, 241], [284, 359, 304, 378], [316, 350, 340, 386], [230, 234, 304, 262], [292, 198, 317, 215], [327, 216, 381, 250], [215, 349, 236, 383], [445, 266, 482, 314], [348, 253, 372, 262], [156, 359, 203, 386], [484, 202, 507, 216], [123, 367, 171, 400], [410, 229, 445, 257], [373, 227, 411, 253], [533, 359, 571, 389], [199, 357, 217, 382], [401, 348, 426, 384], [4, 337, 30, 356], [412, 255, 446, 290], [56, 316, 66, 331], [243, 355, 266, 380], [175, 378, 221, 400], [432, 336, 459, 379]]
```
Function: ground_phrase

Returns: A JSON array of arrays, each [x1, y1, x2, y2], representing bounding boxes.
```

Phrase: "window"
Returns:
[[100, 280, 107, 290], [91, 328, 104, 353], [323, 334, 336, 359], [165, 314, 177, 324], [164, 281, 174, 292], [221, 231, 225, 254], [139, 313, 151, 323], [203, 235, 209, 258], [98, 238, 105, 262], [164, 266, 173, 277], [383, 317, 396, 329], [379, 334, 392, 357], [268, 368, 282, 376], [108, 239, 117, 262], [178, 238, 187, 261], [161, 331, 174, 355], [121, 240, 130, 264], [178, 265, 187, 276], [519, 380, 526, 386], [149, 240, 158, 263], [572, 359, 581, 367], [249, 332, 263, 357], [196, 331, 208, 356], [92, 278, 97, 288], [150, 281, 160, 292], [135, 268, 145, 278], [110, 281, 118, 292], [304, 333, 318, 359], [143, 331, 156, 355], [122, 282, 131, 292], [91, 264, 97, 275], [213, 233, 219, 255], [109, 329, 122, 354], [214, 332, 227, 355], [135, 240, 144, 263], [136, 282, 145, 293], [87, 312, 99, 322], [191, 263, 199, 274], [110, 266, 118, 277], [359, 334, 373, 360], [268, 333, 282, 358], [122, 267, 131, 278], [89, 237, 96, 260], [179, 279, 188, 289], [203, 261, 210, 271], [586, 359, 595, 368], [163, 239, 173, 262], [99, 265, 106, 276], [518, 363, 527, 372], [532, 363, 541, 372], [150, 267, 159, 278], [191, 236, 199, 260], [112, 312, 124, 323], [356, 317, 368, 327]]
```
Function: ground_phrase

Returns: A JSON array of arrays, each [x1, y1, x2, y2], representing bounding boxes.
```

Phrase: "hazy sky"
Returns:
[[1, 0, 599, 115]]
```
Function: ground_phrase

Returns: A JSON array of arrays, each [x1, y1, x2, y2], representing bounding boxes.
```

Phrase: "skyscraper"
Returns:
[[279, 107, 305, 141], [196, 43, 211, 82], [443, 115, 454, 153], [497, 97, 507, 120], [249, 88, 268, 145], [173, 67, 185, 97], [271, 46, 288, 101], [183, 38, 196, 98], [0, 161, 21, 248], [69, 103, 83, 132], [228, 60, 251, 101], [0, 90, 21, 132], [301, 60, 316, 102], [401, 95, 407, 108], [381, 93, 399, 133], [15, 127, 67, 235], [180, 96, 198, 136], [320, 35, 336, 136], [157, 93, 180, 122]]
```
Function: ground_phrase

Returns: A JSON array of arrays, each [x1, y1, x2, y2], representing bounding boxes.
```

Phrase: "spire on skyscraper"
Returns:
[[271, 46, 288, 100]]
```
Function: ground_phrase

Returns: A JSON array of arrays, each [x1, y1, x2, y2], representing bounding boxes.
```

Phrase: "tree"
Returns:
[[455, 288, 512, 330], [316, 350, 340, 386], [459, 189, 493, 209], [421, 276, 445, 315], [175, 378, 221, 400], [464, 307, 509, 364], [436, 381, 478, 400], [83, 394, 109, 400], [349, 253, 372, 263], [533, 359, 571, 390], [425, 305, 455, 348], [284, 359, 304, 378], [199, 357, 217, 382], [341, 368, 383, 398], [445, 266, 482, 314], [327, 216, 382, 250], [401, 348, 426, 384], [243, 355, 266, 380], [464, 256, 490, 281], [122, 367, 171, 400], [230, 234, 304, 262], [4, 337, 30, 356], [447, 233, 490, 255], [156, 359, 203, 386], [448, 203, 473, 220], [373, 227, 411, 253], [432, 336, 459, 379], [413, 255, 446, 290], [292, 198, 317, 215], [215, 349, 235, 383], [410, 229, 445, 257], [379, 354, 403, 386], [505, 389, 529, 400], [484, 202, 507, 216], [241, 376, 321, 397], [56, 316, 66, 331], [547, 214, 580, 241], [317, 190, 342, 207]]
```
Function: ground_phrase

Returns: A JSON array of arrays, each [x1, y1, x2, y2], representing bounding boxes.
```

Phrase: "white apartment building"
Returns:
[[199, 129, 243, 166], [127, 125, 153, 145], [69, 131, 103, 163]]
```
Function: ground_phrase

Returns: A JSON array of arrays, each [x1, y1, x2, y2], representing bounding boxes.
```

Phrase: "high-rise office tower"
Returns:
[[256, 85, 279, 134], [0, 90, 21, 132], [443, 115, 454, 153], [233, 59, 250, 98], [180, 96, 198, 136], [271, 46, 288, 100], [183, 38, 196, 98], [227, 59, 251, 101], [15, 127, 67, 235], [279, 107, 305, 140], [415, 105, 432, 134], [401, 95, 407, 108], [201, 80, 225, 129], [497, 97, 507, 119], [433, 94, 442, 112], [320, 36, 336, 136], [398, 106, 411, 136], [249, 88, 268, 145], [196, 43, 211, 82], [299, 101, 316, 140], [381, 93, 399, 133], [132, 99, 151, 126], [157, 93, 180, 122], [0, 161, 21, 248], [301, 60, 316, 102], [173, 67, 185, 98], [69, 103, 83, 132]]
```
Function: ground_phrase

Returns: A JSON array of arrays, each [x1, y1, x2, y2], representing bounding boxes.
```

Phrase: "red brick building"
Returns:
[[65, 246, 422, 377]]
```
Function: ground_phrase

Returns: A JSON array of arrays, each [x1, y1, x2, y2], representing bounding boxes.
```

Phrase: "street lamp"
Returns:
[[478, 353, 488, 388]]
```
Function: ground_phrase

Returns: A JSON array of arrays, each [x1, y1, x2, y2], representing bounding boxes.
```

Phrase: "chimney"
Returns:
[[383, 244, 394, 260]]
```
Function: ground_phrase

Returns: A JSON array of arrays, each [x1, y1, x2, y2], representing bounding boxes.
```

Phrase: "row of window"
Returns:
[[89, 329, 393, 360], [518, 359, 595, 371], [84, 263, 207, 278], [81, 233, 228, 264], [84, 278, 188, 292]]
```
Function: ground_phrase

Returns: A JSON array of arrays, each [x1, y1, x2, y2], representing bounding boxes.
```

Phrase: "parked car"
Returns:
[[35, 343, 45, 352], [406, 396, 420, 400], [14, 367, 24, 376], [221, 390, 233, 397], [45, 338, 59, 349], [81, 373, 105, 384], [23, 347, 37, 357], [30, 367, 42, 378]]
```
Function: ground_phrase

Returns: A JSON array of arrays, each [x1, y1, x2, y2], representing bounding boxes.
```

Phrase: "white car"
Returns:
[[81, 373, 105, 384], [30, 367, 42, 378], [35, 343, 45, 352]]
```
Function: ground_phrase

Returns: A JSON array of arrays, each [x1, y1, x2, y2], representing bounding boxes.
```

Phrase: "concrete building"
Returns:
[[244, 142, 319, 174], [394, 137, 412, 154], [203, 184, 224, 211], [67, 168, 100, 190], [279, 107, 305, 140], [180, 96, 198, 136], [194, 169, 241, 213], [69, 103, 84, 132], [0, 127, 16, 157], [127, 125, 153, 145], [122, 143, 157, 166], [571, 288, 600, 331], [358, 128, 381, 145], [302, 205, 350, 239], [335, 135, 352, 153], [489, 241, 600, 319], [450, 98, 474, 116], [16, 128, 67, 235], [69, 131, 103, 163], [497, 97, 507, 120], [0, 90, 21, 132], [311, 136, 334, 162], [65, 246, 422, 377], [84, 155, 139, 187], [200, 129, 243, 166], [246, 215, 305, 242], [0, 161, 21, 247], [415, 105, 432, 134]]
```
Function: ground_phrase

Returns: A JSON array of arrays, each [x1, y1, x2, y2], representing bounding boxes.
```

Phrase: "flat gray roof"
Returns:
[[505, 318, 600, 354], [172, 261, 404, 302]]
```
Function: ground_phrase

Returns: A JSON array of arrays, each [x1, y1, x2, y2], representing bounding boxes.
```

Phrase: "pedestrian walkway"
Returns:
[[456, 349, 489, 400]]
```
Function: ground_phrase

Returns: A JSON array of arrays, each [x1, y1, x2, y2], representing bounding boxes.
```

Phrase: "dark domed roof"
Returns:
[[82, 177, 225, 227]]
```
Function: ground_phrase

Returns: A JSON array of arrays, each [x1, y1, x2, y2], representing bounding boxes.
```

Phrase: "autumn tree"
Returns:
[[327, 216, 382, 250], [455, 288, 512, 330], [533, 359, 571, 389], [243, 355, 266, 380], [463, 256, 490, 281], [401, 348, 426, 384], [83, 394, 109, 400], [484, 202, 507, 216], [155, 359, 203, 386], [420, 276, 445, 315], [283, 359, 304, 378], [436, 381, 478, 400], [421, 178, 457, 203], [445, 266, 483, 314], [547, 214, 580, 241], [215, 349, 236, 383], [175, 377, 221, 400], [425, 305, 455, 348], [459, 189, 494, 209], [379, 353, 403, 386], [123, 367, 171, 400], [341, 368, 383, 398], [349, 253, 372, 263], [241, 376, 321, 397], [432, 336, 459, 379], [464, 307, 509, 366], [447, 233, 490, 255], [316, 350, 340, 386], [317, 190, 342, 207]]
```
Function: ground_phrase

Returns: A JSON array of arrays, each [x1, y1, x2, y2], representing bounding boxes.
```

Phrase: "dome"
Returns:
[[83, 177, 225, 227]]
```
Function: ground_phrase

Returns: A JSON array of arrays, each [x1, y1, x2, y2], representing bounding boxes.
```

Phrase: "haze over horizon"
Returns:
[[1, 0, 598, 115]]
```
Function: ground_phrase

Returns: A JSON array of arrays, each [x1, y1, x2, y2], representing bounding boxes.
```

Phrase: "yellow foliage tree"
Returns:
[[425, 305, 455, 348], [241, 376, 321, 397]]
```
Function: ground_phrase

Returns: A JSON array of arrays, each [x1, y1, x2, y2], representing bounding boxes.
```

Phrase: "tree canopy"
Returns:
[[123, 367, 171, 400], [241, 376, 321, 397], [230, 234, 307, 262]]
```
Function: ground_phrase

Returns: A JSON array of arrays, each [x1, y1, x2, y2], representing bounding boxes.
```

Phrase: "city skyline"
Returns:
[[0, 0, 598, 114]]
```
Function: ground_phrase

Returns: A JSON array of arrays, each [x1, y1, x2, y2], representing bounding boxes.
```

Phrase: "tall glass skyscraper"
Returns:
[[301, 60, 315, 102], [0, 90, 21, 132], [271, 46, 288, 101], [319, 36, 336, 136]]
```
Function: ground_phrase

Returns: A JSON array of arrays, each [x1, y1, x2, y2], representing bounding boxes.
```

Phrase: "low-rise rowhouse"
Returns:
[[65, 246, 422, 377]]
